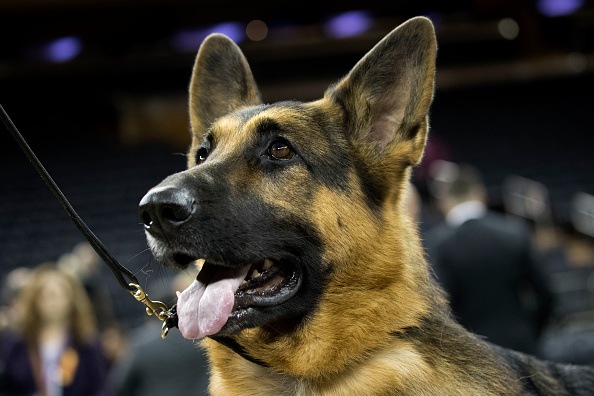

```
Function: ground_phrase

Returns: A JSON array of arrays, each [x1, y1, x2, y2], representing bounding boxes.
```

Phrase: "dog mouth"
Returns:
[[237, 259, 299, 307], [175, 256, 300, 339]]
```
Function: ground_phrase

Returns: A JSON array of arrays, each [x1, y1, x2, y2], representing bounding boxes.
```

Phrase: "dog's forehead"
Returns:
[[204, 99, 354, 194], [211, 101, 326, 146]]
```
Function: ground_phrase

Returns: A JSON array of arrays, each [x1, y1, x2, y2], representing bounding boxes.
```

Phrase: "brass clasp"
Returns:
[[129, 283, 174, 338]]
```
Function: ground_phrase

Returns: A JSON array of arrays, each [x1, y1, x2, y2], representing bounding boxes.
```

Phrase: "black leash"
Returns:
[[0, 105, 267, 367], [0, 104, 177, 338]]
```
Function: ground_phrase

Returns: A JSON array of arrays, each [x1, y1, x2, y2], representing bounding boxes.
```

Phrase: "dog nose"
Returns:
[[139, 186, 195, 235]]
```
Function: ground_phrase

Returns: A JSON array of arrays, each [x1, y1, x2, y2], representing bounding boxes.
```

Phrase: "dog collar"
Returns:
[[210, 335, 269, 367]]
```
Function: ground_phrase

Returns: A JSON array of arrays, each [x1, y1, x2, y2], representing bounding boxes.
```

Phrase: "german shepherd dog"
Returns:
[[139, 17, 594, 395]]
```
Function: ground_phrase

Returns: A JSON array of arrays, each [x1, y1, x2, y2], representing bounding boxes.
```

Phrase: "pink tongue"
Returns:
[[177, 263, 250, 340]]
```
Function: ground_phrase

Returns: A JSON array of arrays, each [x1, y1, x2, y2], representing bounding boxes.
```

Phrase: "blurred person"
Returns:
[[0, 267, 31, 333], [0, 264, 110, 396], [58, 242, 124, 369], [58, 242, 117, 330], [110, 268, 210, 396], [425, 164, 554, 355], [0, 267, 32, 390]]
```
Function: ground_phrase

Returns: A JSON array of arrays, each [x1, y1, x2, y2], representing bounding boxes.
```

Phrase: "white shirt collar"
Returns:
[[445, 200, 487, 227]]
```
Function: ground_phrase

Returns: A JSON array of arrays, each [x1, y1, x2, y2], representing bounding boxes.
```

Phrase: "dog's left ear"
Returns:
[[188, 34, 261, 141], [327, 17, 437, 165]]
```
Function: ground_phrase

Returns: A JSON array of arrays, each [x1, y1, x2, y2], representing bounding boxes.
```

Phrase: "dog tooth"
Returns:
[[195, 258, 206, 270], [251, 269, 260, 279], [241, 280, 247, 285], [262, 259, 273, 271]]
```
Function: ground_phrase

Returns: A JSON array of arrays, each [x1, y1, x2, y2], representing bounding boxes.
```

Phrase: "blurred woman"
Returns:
[[0, 264, 109, 396]]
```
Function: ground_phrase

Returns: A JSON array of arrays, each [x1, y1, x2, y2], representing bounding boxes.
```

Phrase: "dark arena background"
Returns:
[[1, 0, 593, 373]]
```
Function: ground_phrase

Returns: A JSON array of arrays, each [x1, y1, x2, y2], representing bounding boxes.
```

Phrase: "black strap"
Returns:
[[0, 104, 138, 291], [210, 335, 269, 367]]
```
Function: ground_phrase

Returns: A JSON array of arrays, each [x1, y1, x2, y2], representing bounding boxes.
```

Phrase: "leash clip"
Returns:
[[129, 283, 176, 339]]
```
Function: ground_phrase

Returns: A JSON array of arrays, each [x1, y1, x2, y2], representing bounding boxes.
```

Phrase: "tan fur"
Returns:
[[182, 17, 522, 395]]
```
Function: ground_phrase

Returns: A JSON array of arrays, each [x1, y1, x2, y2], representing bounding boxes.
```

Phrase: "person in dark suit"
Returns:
[[425, 164, 554, 355]]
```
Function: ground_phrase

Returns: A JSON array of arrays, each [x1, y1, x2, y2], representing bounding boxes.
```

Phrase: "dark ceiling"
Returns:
[[1, 1, 593, 94], [0, 0, 593, 146]]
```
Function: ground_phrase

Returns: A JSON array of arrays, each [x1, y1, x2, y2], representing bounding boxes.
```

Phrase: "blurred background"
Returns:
[[1, 0, 593, 373]]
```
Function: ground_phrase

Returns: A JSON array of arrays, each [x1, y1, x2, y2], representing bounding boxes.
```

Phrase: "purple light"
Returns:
[[209, 22, 245, 43], [537, 0, 583, 17], [171, 30, 209, 52], [324, 10, 372, 38], [45, 36, 82, 63], [171, 22, 245, 52]]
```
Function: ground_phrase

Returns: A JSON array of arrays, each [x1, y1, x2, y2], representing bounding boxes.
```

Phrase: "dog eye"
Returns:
[[268, 140, 295, 161], [196, 147, 209, 164]]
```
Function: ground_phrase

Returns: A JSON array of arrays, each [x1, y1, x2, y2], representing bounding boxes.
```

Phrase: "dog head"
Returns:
[[139, 16, 436, 375]]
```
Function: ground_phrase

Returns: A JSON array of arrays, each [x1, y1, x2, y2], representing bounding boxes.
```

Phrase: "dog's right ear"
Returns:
[[326, 17, 437, 167], [188, 34, 261, 141]]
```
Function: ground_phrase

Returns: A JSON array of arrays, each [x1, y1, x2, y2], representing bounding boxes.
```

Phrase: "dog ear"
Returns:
[[327, 17, 437, 165], [188, 34, 261, 140]]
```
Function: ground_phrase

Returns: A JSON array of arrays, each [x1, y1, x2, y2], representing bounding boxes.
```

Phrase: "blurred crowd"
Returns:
[[0, 243, 210, 396], [413, 159, 594, 365], [1, 161, 593, 396]]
